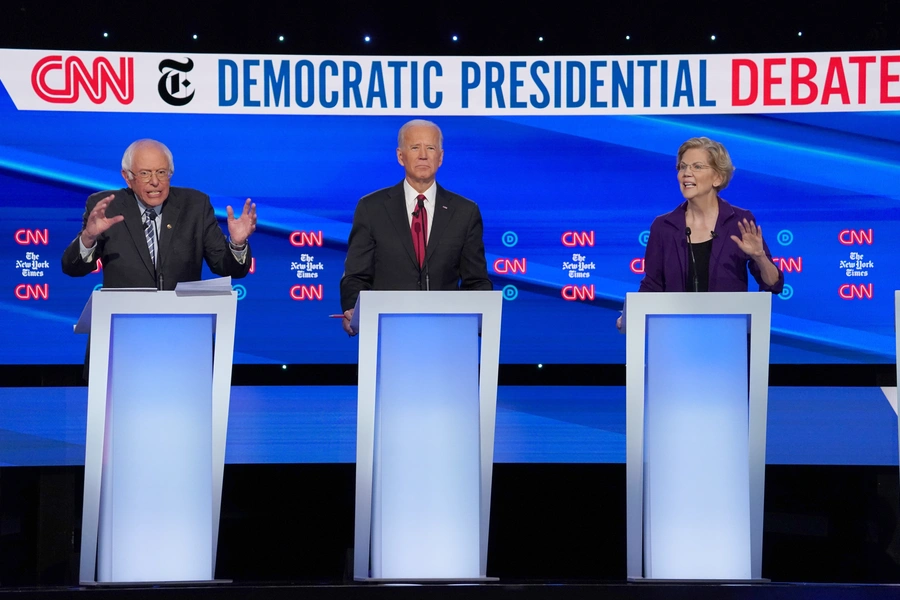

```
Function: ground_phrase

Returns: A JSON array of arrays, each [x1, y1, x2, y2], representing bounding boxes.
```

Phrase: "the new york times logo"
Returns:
[[158, 58, 195, 106]]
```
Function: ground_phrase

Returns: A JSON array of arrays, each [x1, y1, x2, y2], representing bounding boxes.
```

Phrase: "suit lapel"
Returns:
[[665, 204, 688, 285], [383, 182, 419, 269], [121, 191, 156, 278], [425, 185, 455, 263], [158, 190, 182, 271]]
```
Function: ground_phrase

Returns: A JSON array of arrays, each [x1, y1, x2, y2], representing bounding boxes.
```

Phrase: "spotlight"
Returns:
[[102, 32, 109, 38], [278, 35, 285, 42], [364, 35, 371, 43], [798, 31, 803, 37], [192, 34, 198, 40], [710, 34, 716, 41], [625, 35, 631, 40], [538, 36, 544, 42]]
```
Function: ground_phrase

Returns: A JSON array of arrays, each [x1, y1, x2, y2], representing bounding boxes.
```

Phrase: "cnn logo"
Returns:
[[15, 284, 49, 300], [838, 229, 873, 245], [290, 231, 323, 247], [31, 55, 134, 104], [15, 229, 49, 245]]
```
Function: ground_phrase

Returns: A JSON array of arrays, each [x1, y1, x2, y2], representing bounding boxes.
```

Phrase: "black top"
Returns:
[[687, 239, 713, 292]]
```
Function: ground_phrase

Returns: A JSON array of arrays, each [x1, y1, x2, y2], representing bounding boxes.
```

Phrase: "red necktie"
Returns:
[[411, 194, 428, 268]]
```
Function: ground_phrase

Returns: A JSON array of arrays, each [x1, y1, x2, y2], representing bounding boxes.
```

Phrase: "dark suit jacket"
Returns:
[[639, 197, 784, 294], [61, 187, 251, 289], [340, 181, 492, 311]]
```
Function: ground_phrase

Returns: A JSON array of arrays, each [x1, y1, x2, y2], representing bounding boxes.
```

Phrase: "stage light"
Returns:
[[102, 32, 108, 38], [626, 35, 631, 40], [537, 364, 543, 369], [710, 35, 717, 41], [538, 36, 544, 42], [281, 365, 287, 370], [452, 35, 459, 41], [192, 34, 198, 40], [278, 35, 285, 42], [798, 31, 803, 36], [364, 35, 371, 43]]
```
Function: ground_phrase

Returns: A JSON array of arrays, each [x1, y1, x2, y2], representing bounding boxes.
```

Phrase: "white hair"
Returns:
[[121, 139, 175, 179], [397, 119, 443, 150]]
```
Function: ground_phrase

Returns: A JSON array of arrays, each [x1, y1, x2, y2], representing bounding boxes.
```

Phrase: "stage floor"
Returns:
[[2, 581, 900, 600]]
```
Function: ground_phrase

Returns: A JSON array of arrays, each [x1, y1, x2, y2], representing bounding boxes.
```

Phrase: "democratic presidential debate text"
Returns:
[[1, 50, 897, 115]]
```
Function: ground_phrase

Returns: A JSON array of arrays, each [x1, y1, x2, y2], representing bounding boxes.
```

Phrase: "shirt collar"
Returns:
[[133, 193, 161, 217], [403, 180, 436, 213]]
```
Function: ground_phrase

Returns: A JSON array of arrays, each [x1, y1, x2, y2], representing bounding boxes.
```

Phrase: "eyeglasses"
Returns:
[[129, 169, 171, 182], [676, 162, 711, 173]]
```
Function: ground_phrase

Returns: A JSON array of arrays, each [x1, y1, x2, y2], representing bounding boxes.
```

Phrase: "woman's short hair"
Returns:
[[677, 137, 735, 191]]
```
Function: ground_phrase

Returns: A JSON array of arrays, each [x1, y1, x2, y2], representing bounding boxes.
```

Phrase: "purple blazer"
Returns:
[[638, 197, 784, 294]]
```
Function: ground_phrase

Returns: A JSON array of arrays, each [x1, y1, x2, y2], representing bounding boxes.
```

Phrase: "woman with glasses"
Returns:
[[617, 137, 782, 329]]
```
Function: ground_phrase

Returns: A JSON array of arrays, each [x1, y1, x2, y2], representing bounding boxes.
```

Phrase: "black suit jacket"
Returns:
[[61, 187, 251, 289], [340, 181, 492, 311]]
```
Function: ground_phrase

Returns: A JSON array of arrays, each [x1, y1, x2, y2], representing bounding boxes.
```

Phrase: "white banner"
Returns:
[[0, 48, 898, 115]]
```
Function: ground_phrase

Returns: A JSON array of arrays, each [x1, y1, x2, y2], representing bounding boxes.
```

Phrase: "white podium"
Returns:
[[625, 292, 771, 581], [75, 288, 237, 584], [352, 290, 502, 581]]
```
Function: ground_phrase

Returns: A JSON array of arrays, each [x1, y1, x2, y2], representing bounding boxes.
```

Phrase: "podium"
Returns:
[[75, 288, 237, 584], [624, 292, 771, 581], [352, 290, 502, 581]]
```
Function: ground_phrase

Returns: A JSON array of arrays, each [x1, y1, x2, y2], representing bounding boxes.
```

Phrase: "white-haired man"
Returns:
[[339, 120, 492, 335], [61, 139, 256, 288]]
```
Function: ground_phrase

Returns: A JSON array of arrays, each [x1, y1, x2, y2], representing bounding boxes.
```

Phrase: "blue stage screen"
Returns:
[[1, 53, 898, 365]]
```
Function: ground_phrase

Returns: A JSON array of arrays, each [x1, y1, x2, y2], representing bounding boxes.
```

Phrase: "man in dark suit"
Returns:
[[339, 120, 492, 335], [61, 139, 257, 288]]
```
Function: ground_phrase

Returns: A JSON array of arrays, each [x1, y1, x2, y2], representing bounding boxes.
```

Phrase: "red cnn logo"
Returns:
[[838, 229, 873, 245], [839, 283, 873, 299], [290, 285, 323, 300], [772, 257, 803, 272], [289, 231, 323, 247], [31, 55, 134, 104], [493, 258, 527, 274], [249, 258, 256, 274], [561, 231, 595, 247], [14, 229, 49, 245], [561, 284, 595, 301], [630, 258, 644, 274], [15, 284, 49, 300]]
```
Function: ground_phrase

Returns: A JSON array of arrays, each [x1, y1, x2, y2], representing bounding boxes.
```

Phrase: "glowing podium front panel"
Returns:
[[625, 292, 771, 581], [76, 289, 237, 584], [353, 290, 502, 581]]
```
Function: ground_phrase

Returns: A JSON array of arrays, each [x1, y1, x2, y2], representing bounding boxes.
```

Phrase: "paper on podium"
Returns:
[[175, 276, 233, 296]]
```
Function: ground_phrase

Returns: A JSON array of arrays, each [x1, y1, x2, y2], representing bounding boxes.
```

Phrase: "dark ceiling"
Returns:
[[1, 0, 898, 55]]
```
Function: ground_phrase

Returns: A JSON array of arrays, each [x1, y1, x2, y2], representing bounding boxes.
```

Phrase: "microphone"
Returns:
[[710, 230, 718, 239], [685, 227, 700, 292]]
